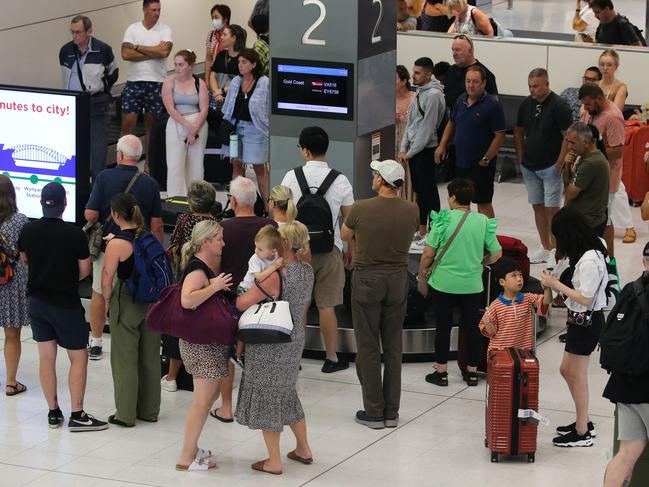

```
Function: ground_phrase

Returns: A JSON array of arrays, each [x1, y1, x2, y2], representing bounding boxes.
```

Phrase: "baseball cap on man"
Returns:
[[370, 159, 405, 187], [40, 182, 66, 217]]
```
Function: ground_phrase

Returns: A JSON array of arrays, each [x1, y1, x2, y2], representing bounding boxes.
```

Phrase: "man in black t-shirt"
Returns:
[[443, 35, 498, 111], [18, 182, 108, 432], [514, 68, 572, 266], [590, 0, 644, 47]]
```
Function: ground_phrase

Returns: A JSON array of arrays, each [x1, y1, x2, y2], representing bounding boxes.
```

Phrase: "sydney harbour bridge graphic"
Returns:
[[0, 143, 76, 180]]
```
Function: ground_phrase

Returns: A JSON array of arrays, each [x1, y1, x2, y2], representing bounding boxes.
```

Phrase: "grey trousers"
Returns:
[[351, 268, 408, 419]]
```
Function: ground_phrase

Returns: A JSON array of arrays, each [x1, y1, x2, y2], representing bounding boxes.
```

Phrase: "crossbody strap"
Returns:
[[430, 210, 470, 273], [101, 171, 142, 227], [416, 92, 425, 118], [254, 270, 283, 301], [75, 50, 87, 93]]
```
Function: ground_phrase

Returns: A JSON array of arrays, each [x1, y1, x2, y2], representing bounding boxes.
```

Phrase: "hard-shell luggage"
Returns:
[[497, 235, 530, 284], [621, 121, 649, 205]]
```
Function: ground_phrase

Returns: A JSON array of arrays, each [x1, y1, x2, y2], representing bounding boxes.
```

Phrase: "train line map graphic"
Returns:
[[0, 143, 76, 183]]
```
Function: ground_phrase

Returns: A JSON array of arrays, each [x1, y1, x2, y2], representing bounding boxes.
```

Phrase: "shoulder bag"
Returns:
[[238, 271, 294, 344], [417, 210, 470, 297]]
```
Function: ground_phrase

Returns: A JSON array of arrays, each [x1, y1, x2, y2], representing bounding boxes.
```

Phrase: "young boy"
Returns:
[[480, 258, 553, 352]]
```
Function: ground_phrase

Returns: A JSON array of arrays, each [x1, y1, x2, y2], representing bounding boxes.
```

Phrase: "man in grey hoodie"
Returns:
[[398, 57, 446, 249]]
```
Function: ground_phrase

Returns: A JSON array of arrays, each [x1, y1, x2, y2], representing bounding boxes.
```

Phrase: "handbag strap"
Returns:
[[101, 171, 142, 227], [254, 270, 283, 301], [430, 210, 470, 274]]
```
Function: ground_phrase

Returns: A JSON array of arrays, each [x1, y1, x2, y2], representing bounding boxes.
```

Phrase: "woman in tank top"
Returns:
[[447, 0, 493, 36], [597, 48, 628, 112], [162, 50, 209, 197]]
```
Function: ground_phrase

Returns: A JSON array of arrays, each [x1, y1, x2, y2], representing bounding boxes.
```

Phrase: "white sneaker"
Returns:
[[160, 376, 177, 392], [546, 249, 556, 268], [530, 248, 551, 264], [410, 234, 428, 253]]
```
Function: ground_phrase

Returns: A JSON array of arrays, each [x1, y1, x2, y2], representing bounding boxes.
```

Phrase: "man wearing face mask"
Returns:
[[398, 57, 445, 251]]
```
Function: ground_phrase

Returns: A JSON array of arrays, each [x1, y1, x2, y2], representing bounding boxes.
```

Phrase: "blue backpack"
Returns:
[[126, 231, 173, 303]]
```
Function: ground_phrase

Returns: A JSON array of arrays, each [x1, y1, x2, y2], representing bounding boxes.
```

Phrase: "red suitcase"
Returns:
[[622, 121, 649, 204], [485, 347, 539, 463], [496, 235, 530, 284]]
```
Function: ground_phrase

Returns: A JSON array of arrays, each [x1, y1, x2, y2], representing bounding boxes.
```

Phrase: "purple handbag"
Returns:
[[146, 283, 237, 345]]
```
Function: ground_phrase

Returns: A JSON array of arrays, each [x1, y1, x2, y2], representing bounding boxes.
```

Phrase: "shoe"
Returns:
[[68, 412, 109, 432], [88, 346, 103, 361], [384, 415, 399, 428], [558, 333, 567, 343], [108, 414, 134, 428], [48, 409, 64, 429], [556, 421, 596, 438], [160, 376, 177, 392], [409, 235, 428, 253], [355, 410, 385, 429], [546, 249, 557, 268], [412, 231, 426, 242], [425, 371, 448, 387], [321, 358, 349, 374], [553, 429, 594, 447], [623, 228, 637, 243], [462, 370, 479, 387], [530, 248, 551, 264]]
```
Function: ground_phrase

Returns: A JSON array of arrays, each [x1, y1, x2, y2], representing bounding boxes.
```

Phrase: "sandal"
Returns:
[[6, 382, 27, 396], [175, 457, 218, 471], [623, 228, 637, 244], [251, 460, 282, 475], [287, 450, 313, 465], [196, 448, 214, 461]]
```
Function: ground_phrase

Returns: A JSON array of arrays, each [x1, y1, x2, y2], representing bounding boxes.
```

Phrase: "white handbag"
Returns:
[[238, 273, 294, 344]]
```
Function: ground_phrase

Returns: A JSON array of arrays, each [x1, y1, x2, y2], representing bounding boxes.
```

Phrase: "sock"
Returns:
[[49, 407, 62, 415], [70, 410, 84, 419], [326, 355, 338, 363], [90, 337, 103, 347]]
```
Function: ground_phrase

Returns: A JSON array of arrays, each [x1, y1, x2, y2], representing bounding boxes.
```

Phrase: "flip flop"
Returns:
[[5, 382, 27, 397], [175, 457, 218, 471], [251, 460, 282, 475], [209, 409, 234, 423], [287, 450, 313, 465]]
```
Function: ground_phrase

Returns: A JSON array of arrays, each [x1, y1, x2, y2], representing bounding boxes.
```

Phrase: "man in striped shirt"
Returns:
[[480, 258, 552, 352]]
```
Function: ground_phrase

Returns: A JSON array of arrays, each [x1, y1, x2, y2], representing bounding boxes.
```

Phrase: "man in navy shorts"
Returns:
[[120, 0, 173, 173], [18, 183, 108, 432]]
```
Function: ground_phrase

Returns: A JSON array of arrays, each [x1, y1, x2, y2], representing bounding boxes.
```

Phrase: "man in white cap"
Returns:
[[341, 160, 419, 430]]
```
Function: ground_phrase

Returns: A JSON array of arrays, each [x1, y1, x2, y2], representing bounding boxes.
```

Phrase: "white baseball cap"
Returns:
[[370, 159, 405, 186]]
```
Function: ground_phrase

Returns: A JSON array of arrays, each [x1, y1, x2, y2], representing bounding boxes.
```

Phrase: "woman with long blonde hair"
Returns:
[[598, 49, 628, 112], [175, 220, 233, 471]]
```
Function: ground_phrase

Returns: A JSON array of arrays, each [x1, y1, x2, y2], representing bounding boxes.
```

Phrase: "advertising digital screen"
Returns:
[[0, 85, 90, 224], [272, 59, 354, 120]]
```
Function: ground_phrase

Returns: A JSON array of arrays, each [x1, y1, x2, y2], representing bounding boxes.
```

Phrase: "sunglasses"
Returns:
[[454, 34, 474, 48]]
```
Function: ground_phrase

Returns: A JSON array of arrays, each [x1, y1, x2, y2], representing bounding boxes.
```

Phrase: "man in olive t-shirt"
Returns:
[[341, 160, 418, 430], [563, 122, 610, 236]]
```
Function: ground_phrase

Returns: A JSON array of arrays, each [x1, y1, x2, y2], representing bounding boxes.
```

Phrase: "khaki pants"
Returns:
[[109, 281, 161, 424], [351, 268, 408, 419]]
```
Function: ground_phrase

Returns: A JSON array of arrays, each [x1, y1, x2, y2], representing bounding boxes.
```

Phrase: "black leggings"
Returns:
[[431, 288, 482, 366], [409, 148, 440, 226]]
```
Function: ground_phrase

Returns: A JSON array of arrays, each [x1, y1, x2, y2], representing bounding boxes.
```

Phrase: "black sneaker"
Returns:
[[88, 346, 103, 361], [108, 414, 134, 428], [48, 409, 64, 429], [354, 410, 385, 429], [68, 412, 109, 432], [384, 415, 399, 428], [558, 333, 567, 343], [556, 421, 596, 438], [321, 358, 349, 374], [553, 429, 593, 447], [425, 371, 448, 387], [462, 370, 479, 387]]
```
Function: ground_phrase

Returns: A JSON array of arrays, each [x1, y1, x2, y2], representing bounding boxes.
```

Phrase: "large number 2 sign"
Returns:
[[301, 0, 383, 46]]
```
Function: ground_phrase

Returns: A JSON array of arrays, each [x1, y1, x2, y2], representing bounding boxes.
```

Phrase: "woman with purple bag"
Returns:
[[174, 220, 233, 471]]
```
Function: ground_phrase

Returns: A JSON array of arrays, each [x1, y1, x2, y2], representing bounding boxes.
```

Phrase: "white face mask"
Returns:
[[212, 18, 224, 30]]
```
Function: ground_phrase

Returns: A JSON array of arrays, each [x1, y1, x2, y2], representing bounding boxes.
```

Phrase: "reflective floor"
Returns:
[[1, 180, 646, 486], [492, 0, 646, 36]]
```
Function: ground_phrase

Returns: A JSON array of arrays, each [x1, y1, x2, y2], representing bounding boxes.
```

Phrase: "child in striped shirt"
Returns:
[[480, 258, 552, 352]]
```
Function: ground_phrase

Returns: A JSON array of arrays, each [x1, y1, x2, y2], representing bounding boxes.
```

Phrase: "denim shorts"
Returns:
[[222, 120, 269, 165], [520, 164, 563, 207], [121, 81, 164, 115]]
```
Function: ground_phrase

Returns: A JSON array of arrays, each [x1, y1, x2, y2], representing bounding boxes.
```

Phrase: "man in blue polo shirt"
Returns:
[[83, 135, 163, 360], [436, 65, 506, 218]]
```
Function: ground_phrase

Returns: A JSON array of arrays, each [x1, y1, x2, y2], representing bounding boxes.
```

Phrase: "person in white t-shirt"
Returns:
[[121, 0, 173, 174], [281, 126, 354, 374]]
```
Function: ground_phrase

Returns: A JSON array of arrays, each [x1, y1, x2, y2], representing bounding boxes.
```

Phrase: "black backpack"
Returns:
[[294, 166, 340, 254], [599, 277, 649, 377], [599, 15, 648, 46]]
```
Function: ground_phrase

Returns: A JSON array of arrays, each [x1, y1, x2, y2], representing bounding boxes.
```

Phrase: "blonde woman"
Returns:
[[175, 220, 233, 471], [102, 193, 160, 427], [235, 222, 314, 475], [447, 0, 493, 37], [597, 49, 636, 243], [268, 185, 297, 226]]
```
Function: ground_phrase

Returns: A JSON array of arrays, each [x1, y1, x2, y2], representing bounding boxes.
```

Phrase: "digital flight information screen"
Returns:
[[272, 59, 354, 121]]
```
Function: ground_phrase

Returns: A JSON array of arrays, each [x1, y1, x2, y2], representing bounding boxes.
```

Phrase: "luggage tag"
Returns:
[[517, 409, 549, 426]]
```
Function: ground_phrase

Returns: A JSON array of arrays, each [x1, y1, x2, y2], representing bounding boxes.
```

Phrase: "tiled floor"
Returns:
[[1, 179, 646, 486]]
